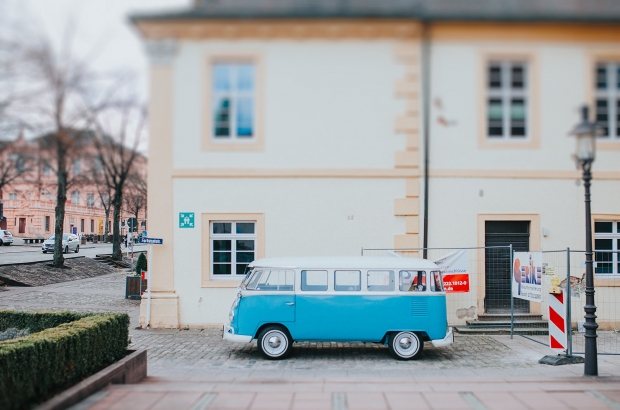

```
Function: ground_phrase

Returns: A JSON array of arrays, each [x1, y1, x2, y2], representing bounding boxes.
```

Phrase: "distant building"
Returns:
[[0, 132, 147, 239], [132, 0, 620, 328]]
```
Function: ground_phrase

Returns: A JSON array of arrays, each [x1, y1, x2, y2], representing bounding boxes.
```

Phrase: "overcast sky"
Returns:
[[2, 0, 191, 99]]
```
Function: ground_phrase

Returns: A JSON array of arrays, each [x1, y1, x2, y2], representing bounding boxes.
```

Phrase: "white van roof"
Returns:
[[249, 256, 439, 270]]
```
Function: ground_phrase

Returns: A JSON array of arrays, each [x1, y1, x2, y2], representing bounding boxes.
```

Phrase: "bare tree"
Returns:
[[0, 136, 35, 196], [93, 103, 146, 261], [91, 155, 113, 242], [124, 171, 147, 235]]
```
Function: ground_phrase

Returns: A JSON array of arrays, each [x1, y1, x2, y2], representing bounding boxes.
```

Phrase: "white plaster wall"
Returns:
[[172, 177, 406, 326], [429, 41, 620, 172], [172, 40, 406, 169]]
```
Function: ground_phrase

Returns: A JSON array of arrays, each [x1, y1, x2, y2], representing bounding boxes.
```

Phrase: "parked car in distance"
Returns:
[[42, 233, 80, 254], [0, 231, 13, 246], [224, 256, 453, 360]]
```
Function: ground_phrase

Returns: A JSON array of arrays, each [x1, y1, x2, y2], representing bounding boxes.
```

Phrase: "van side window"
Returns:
[[367, 270, 395, 291], [430, 270, 444, 292], [399, 270, 427, 292], [301, 270, 328, 291], [254, 270, 295, 291], [334, 270, 361, 291]]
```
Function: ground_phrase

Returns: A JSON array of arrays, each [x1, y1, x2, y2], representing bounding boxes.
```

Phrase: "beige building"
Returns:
[[132, 1, 620, 328]]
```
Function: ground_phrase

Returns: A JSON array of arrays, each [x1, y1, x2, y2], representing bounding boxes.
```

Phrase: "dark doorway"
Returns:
[[18, 218, 26, 234], [485, 221, 530, 313]]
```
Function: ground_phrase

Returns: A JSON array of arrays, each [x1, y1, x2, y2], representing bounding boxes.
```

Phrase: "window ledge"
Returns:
[[202, 280, 242, 288]]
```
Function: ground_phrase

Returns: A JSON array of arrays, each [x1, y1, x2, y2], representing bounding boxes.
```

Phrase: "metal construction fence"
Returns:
[[361, 247, 620, 355], [515, 249, 620, 356]]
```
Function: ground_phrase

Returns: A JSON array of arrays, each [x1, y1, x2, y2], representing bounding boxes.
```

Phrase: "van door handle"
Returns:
[[285, 302, 295, 306]]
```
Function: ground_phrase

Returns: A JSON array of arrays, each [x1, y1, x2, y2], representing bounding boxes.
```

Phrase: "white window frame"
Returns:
[[595, 62, 620, 140], [9, 193, 17, 200], [86, 193, 95, 207], [212, 63, 255, 142], [210, 221, 257, 280], [594, 221, 620, 276], [487, 61, 529, 140]]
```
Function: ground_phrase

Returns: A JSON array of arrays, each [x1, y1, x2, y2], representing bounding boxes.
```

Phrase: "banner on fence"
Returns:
[[548, 291, 568, 352], [512, 252, 543, 302], [434, 249, 469, 293]]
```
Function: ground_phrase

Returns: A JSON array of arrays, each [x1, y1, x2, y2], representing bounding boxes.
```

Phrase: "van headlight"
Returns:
[[228, 309, 234, 323]]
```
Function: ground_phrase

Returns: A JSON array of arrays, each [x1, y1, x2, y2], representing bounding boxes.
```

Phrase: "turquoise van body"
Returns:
[[223, 257, 453, 359]]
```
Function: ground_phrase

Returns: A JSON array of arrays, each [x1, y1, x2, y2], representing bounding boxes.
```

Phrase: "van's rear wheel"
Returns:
[[257, 326, 292, 360], [388, 332, 423, 360]]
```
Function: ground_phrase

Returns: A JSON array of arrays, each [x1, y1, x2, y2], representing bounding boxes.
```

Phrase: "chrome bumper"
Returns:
[[431, 327, 454, 347], [223, 323, 252, 343]]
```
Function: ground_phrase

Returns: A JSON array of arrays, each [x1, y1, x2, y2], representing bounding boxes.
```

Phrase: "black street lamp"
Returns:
[[569, 106, 603, 376]]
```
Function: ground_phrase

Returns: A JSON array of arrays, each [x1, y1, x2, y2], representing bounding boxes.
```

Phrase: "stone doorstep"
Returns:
[[35, 349, 147, 410]]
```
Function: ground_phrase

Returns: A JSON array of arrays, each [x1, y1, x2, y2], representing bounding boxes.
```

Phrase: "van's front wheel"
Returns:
[[257, 326, 293, 360], [388, 332, 423, 360]]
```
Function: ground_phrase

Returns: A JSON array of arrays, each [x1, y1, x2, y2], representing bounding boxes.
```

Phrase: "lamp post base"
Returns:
[[539, 355, 585, 366]]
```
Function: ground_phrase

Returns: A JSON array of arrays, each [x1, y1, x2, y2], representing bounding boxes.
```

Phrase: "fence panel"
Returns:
[[362, 247, 510, 328]]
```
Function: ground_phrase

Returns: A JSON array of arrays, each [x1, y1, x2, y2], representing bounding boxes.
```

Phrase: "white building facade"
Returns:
[[132, 1, 620, 328]]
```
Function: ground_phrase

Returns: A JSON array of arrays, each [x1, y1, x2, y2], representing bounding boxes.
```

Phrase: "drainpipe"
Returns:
[[422, 20, 431, 259]]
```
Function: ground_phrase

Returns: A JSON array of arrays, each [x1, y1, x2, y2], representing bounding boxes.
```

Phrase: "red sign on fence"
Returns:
[[443, 274, 470, 293]]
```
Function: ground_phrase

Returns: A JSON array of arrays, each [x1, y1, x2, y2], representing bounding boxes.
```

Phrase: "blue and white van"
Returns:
[[223, 257, 454, 360]]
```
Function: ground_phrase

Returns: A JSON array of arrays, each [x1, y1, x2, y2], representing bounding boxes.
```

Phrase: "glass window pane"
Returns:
[[488, 99, 503, 120], [301, 270, 328, 291], [213, 263, 231, 275], [511, 65, 524, 89], [334, 270, 361, 291], [488, 65, 501, 88], [595, 221, 613, 233], [213, 97, 231, 137], [596, 65, 607, 89], [399, 270, 427, 292], [213, 240, 231, 251], [595, 239, 613, 274], [213, 222, 231, 234], [236, 98, 254, 138], [236, 223, 255, 234], [236, 240, 254, 251], [367, 270, 394, 292], [236, 264, 250, 275], [236, 64, 255, 91], [236, 251, 254, 263], [246, 270, 262, 290], [213, 252, 231, 263], [213, 64, 231, 91]]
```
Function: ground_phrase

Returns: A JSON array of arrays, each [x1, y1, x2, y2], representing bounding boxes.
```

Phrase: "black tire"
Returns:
[[64, 246, 69, 254], [75, 245, 79, 253], [256, 325, 293, 360], [42, 250, 47, 254], [388, 331, 423, 360], [4, 243, 10, 246]]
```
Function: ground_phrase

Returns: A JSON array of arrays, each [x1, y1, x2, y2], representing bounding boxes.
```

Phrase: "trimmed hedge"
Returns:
[[0, 310, 129, 410], [0, 310, 88, 334], [135, 252, 147, 276]]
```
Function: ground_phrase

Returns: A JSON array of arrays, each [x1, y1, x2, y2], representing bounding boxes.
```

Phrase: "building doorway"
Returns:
[[484, 220, 530, 313], [18, 218, 26, 234]]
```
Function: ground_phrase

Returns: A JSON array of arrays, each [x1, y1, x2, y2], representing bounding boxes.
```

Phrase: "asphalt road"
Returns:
[[0, 242, 148, 265]]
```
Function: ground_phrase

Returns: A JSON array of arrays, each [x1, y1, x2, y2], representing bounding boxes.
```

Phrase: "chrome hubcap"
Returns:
[[268, 336, 281, 348], [393, 332, 419, 358], [262, 330, 288, 357], [399, 337, 411, 349]]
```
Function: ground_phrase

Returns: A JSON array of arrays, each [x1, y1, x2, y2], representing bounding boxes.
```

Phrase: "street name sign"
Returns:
[[139, 237, 163, 245]]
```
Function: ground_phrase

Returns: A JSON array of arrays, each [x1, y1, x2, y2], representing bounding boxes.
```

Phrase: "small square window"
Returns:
[[301, 270, 328, 291], [334, 270, 361, 291]]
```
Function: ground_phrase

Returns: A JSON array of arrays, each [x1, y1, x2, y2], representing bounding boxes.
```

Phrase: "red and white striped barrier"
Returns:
[[548, 291, 567, 352]]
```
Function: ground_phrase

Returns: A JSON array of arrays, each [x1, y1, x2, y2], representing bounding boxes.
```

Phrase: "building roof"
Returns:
[[132, 0, 620, 23], [249, 256, 439, 270]]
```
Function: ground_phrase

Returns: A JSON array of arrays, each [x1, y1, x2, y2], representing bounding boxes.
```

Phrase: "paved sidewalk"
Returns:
[[2, 272, 619, 409]]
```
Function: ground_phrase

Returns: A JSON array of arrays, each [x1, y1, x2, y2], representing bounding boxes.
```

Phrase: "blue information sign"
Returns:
[[139, 237, 163, 245]]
